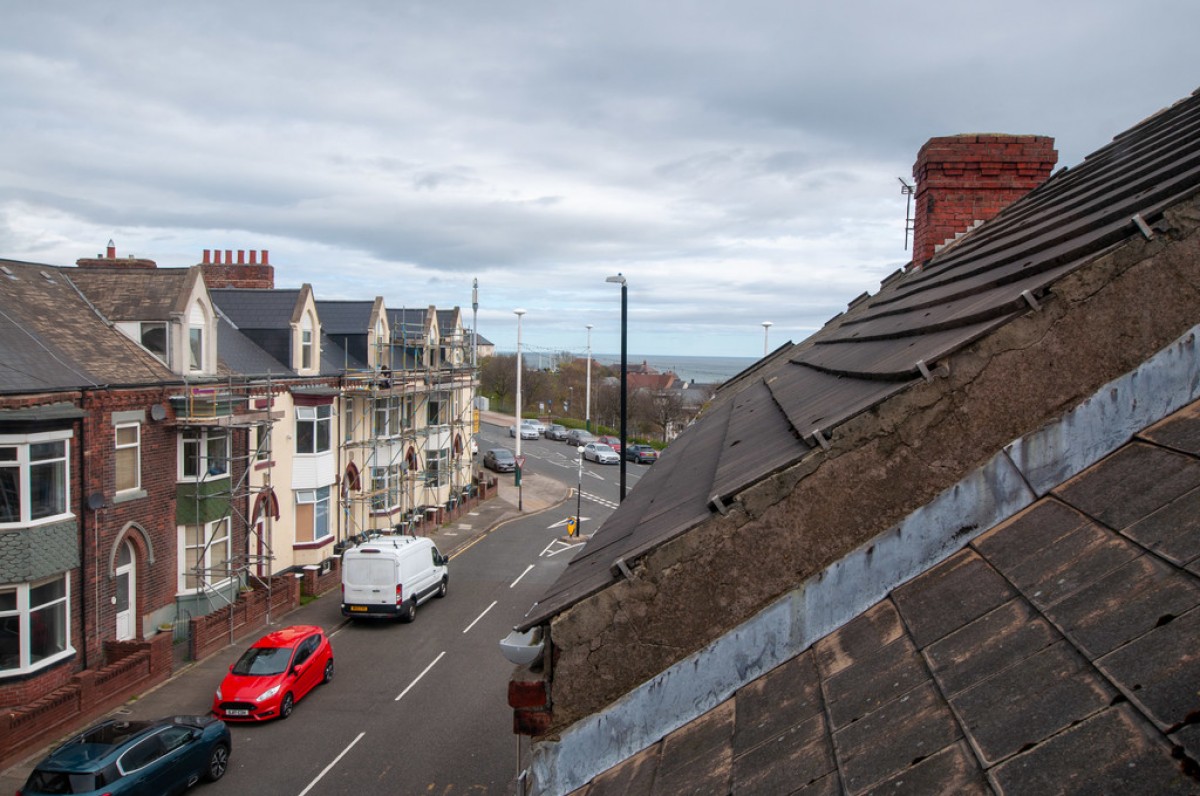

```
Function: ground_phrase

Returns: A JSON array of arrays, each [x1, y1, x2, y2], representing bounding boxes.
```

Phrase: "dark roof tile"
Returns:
[[1003, 520, 1141, 610], [733, 651, 823, 754], [1096, 605, 1200, 729], [1123, 486, 1200, 567], [824, 635, 927, 730], [1052, 442, 1200, 530], [924, 598, 1059, 696], [812, 600, 904, 679], [732, 711, 834, 794], [893, 550, 1016, 648], [859, 742, 989, 796]]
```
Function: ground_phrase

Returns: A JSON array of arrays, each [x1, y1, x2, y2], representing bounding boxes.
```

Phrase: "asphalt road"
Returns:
[[1, 420, 654, 795]]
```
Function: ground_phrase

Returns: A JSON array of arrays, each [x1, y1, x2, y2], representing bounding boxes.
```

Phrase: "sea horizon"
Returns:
[[504, 351, 760, 384]]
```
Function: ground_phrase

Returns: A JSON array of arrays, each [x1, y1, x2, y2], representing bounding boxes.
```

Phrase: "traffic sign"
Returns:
[[516, 455, 526, 470]]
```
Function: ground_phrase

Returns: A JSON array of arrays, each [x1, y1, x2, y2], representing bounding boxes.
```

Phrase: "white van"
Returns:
[[340, 536, 449, 622]]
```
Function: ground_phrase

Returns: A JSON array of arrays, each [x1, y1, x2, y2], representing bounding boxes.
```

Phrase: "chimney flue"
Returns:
[[262, 250, 269, 265], [249, 250, 257, 265], [237, 249, 245, 264], [106, 240, 116, 259], [202, 249, 211, 264]]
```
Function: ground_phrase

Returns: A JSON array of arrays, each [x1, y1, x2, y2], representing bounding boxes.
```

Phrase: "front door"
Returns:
[[115, 541, 135, 640]]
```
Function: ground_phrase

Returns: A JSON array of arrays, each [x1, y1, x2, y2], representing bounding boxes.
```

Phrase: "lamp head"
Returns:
[[513, 308, 526, 317], [605, 274, 626, 286]]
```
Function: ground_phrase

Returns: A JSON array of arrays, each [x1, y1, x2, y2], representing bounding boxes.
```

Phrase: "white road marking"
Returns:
[[510, 564, 535, 588], [297, 731, 365, 796], [463, 601, 497, 633], [394, 651, 446, 701]]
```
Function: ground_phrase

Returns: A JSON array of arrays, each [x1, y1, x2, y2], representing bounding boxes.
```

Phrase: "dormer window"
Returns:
[[188, 301, 208, 373], [301, 313, 314, 371], [140, 322, 168, 365]]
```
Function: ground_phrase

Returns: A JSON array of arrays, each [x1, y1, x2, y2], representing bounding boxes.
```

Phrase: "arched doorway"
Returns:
[[115, 541, 136, 640]]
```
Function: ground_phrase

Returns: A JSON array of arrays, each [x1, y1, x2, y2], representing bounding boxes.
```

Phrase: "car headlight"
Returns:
[[256, 685, 281, 703], [215, 686, 222, 700]]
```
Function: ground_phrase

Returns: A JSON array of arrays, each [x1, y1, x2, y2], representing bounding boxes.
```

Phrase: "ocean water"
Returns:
[[588, 354, 758, 384]]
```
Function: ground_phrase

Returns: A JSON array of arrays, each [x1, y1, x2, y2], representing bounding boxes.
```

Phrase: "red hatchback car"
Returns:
[[596, 435, 622, 454], [212, 625, 333, 722]]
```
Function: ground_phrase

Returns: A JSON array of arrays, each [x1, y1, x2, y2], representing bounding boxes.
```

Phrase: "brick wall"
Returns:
[[189, 575, 300, 662], [199, 263, 275, 290], [0, 632, 172, 771], [911, 134, 1057, 266]]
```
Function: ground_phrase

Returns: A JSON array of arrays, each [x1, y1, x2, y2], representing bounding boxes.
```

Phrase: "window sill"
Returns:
[[0, 647, 76, 680], [113, 489, 147, 505], [293, 536, 334, 550]]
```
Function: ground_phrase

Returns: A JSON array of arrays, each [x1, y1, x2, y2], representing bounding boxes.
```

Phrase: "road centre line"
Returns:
[[463, 601, 497, 634], [297, 731, 365, 796], [395, 651, 446, 701], [510, 564, 535, 588]]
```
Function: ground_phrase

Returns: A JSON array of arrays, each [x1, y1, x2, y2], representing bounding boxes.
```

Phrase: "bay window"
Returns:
[[180, 518, 232, 591], [296, 487, 331, 542], [296, 405, 332, 454], [0, 435, 70, 526], [0, 575, 71, 674]]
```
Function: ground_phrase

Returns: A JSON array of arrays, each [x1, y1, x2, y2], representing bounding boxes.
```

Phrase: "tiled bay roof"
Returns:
[[520, 88, 1200, 631], [572, 400, 1200, 795]]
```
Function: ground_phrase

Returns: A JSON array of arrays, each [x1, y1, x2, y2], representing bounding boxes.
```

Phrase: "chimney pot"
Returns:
[[249, 250, 257, 265], [214, 250, 222, 264], [262, 249, 269, 265], [203, 249, 210, 264], [106, 240, 116, 259], [237, 249, 245, 265], [225, 250, 232, 265]]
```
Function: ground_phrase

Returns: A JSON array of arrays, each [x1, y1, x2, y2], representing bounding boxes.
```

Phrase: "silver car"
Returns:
[[582, 442, 620, 464], [510, 424, 539, 440]]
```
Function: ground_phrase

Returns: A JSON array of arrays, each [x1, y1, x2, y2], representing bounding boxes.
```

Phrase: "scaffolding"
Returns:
[[172, 376, 282, 630], [338, 310, 476, 541]]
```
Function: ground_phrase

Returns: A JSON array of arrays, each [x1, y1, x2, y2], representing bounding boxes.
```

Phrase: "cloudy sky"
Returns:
[[2, 2, 1197, 361]]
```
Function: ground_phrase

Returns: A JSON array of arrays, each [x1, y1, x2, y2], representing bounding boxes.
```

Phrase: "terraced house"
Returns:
[[0, 244, 479, 769], [509, 88, 1200, 794]]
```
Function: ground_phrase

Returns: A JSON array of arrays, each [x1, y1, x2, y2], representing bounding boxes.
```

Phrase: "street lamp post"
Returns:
[[762, 321, 773, 357], [605, 274, 628, 502], [471, 279, 479, 479], [585, 324, 593, 432], [514, 308, 526, 511], [576, 444, 585, 535]]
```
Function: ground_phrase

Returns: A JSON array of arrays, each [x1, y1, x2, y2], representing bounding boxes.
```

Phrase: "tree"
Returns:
[[640, 390, 687, 443], [479, 355, 515, 408]]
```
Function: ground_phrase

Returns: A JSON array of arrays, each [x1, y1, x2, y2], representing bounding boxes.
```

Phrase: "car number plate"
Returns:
[[225, 709, 250, 716], [349, 605, 368, 612]]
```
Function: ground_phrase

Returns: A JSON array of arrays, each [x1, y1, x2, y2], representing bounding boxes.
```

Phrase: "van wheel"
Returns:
[[436, 578, 448, 598], [399, 599, 416, 623]]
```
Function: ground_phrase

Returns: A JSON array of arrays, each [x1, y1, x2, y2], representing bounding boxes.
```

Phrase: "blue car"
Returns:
[[19, 715, 230, 795]]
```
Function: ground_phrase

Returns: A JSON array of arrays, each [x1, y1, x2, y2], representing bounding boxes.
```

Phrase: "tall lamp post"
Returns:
[[514, 308, 526, 511], [605, 274, 628, 502], [471, 279, 479, 478], [585, 324, 593, 432], [575, 444, 585, 535], [762, 321, 773, 357]]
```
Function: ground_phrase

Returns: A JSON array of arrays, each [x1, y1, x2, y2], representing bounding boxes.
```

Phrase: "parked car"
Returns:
[[597, 435, 623, 454], [510, 423, 539, 440], [212, 625, 333, 722], [522, 418, 546, 435], [484, 448, 516, 472], [20, 715, 231, 795], [545, 424, 569, 441], [470, 437, 478, 456], [565, 429, 596, 447], [625, 444, 659, 464], [582, 442, 620, 464]]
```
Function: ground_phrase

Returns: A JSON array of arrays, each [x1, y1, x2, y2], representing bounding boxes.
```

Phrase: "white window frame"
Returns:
[[425, 447, 449, 487], [296, 486, 331, 541], [115, 422, 140, 494], [300, 313, 314, 371], [178, 429, 229, 481], [369, 464, 402, 513], [178, 518, 232, 593], [0, 574, 73, 677], [296, 405, 332, 454], [0, 432, 71, 528]]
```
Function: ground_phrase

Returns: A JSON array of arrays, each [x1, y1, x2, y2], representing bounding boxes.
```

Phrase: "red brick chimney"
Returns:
[[198, 247, 275, 289], [911, 134, 1057, 266], [75, 239, 157, 269]]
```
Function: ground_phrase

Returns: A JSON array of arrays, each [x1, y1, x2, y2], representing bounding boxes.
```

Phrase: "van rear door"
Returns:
[[343, 555, 398, 609]]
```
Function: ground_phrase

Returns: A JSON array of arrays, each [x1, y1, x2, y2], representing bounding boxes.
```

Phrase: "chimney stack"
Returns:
[[106, 239, 116, 258], [911, 134, 1057, 267], [197, 246, 276, 289], [75, 240, 157, 269]]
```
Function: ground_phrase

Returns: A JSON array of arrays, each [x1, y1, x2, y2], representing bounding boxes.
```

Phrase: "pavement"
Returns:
[[0, 412, 570, 792]]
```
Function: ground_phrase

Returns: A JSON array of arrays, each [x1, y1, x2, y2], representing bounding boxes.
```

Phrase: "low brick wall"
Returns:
[[0, 633, 173, 772], [301, 557, 341, 598], [188, 575, 301, 663]]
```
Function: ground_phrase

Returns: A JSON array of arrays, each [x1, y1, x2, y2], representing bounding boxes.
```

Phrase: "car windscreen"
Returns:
[[491, 450, 514, 461], [232, 645, 293, 676], [23, 770, 97, 794]]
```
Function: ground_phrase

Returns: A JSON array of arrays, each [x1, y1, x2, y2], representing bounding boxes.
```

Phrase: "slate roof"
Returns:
[[520, 87, 1200, 631], [315, 300, 374, 335], [0, 260, 174, 392], [209, 287, 303, 330], [214, 315, 296, 378], [67, 265, 198, 320], [571, 399, 1200, 795]]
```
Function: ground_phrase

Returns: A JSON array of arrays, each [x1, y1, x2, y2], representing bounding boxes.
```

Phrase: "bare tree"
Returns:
[[641, 390, 686, 443], [479, 355, 516, 408]]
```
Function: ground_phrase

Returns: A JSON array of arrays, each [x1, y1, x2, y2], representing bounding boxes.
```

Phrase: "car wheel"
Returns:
[[436, 577, 448, 598], [280, 692, 295, 719], [203, 742, 230, 782], [323, 658, 334, 684], [400, 599, 416, 623]]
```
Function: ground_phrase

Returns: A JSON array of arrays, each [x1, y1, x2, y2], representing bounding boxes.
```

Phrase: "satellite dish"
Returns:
[[150, 404, 168, 421], [87, 493, 105, 511]]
